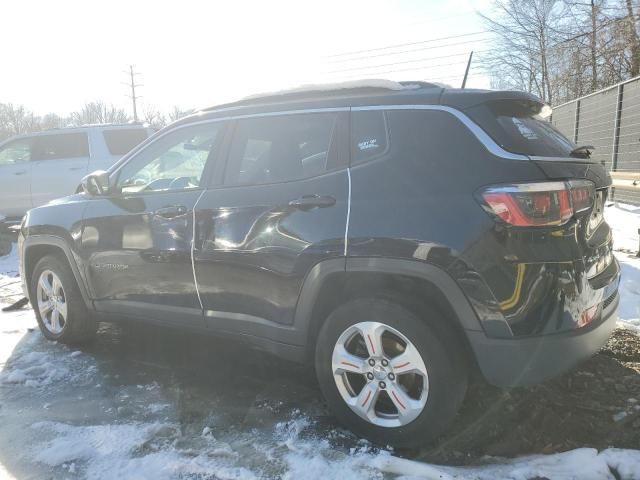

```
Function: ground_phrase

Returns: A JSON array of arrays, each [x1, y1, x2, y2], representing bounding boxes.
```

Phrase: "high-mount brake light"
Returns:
[[479, 181, 595, 227]]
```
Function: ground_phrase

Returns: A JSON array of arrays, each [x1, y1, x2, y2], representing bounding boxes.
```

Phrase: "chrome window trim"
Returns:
[[351, 105, 529, 161], [112, 103, 531, 178], [529, 155, 597, 163]]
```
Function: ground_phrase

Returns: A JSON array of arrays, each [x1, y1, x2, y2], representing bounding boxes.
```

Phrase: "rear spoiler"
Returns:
[[439, 90, 544, 112]]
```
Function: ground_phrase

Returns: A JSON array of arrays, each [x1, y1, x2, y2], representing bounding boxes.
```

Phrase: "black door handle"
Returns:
[[154, 205, 188, 218], [288, 194, 336, 210]]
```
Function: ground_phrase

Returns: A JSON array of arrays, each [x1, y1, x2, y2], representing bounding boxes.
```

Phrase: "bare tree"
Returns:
[[624, 0, 640, 76], [70, 101, 129, 126], [482, 0, 564, 103], [40, 113, 66, 131], [141, 105, 167, 129], [167, 106, 193, 123], [483, 0, 640, 104], [0, 103, 41, 139]]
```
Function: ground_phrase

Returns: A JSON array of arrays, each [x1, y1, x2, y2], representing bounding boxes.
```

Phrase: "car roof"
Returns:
[[3, 123, 149, 142], [180, 80, 543, 126]]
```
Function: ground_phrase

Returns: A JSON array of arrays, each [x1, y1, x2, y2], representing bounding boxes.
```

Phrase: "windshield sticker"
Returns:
[[358, 139, 379, 151], [511, 118, 538, 140]]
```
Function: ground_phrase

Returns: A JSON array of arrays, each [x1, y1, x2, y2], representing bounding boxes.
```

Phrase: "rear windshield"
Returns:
[[103, 128, 149, 155], [466, 100, 577, 158]]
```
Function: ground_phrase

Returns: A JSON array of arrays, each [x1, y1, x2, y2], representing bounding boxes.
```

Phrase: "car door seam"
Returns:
[[192, 189, 206, 311], [344, 167, 351, 257]]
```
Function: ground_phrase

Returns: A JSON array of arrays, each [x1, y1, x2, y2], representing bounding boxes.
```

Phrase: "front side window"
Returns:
[[0, 139, 32, 165], [224, 113, 338, 186], [31, 132, 89, 161], [115, 122, 222, 193]]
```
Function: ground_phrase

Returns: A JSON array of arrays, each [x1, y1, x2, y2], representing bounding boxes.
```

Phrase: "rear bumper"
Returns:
[[467, 289, 619, 387]]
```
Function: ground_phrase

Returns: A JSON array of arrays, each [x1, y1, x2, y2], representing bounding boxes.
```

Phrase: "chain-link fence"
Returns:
[[551, 76, 640, 205]]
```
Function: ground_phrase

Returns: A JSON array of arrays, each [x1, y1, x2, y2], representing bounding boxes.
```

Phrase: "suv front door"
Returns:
[[193, 111, 349, 337], [79, 121, 226, 326], [0, 137, 33, 219]]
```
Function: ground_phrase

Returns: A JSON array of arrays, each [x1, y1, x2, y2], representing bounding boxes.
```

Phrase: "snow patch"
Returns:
[[608, 203, 640, 253], [0, 241, 18, 279], [606, 203, 640, 331], [0, 347, 70, 387], [31, 421, 257, 480]]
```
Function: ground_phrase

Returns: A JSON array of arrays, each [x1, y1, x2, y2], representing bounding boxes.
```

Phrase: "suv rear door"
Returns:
[[30, 131, 90, 207], [193, 110, 349, 335]]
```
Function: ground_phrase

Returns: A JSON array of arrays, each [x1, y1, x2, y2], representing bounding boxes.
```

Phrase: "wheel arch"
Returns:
[[23, 236, 92, 309], [295, 257, 482, 366]]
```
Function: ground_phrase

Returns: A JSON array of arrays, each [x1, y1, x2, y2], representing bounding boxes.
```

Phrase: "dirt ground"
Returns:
[[414, 328, 640, 465]]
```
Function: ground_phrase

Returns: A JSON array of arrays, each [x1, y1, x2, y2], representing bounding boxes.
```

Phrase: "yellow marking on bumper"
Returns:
[[499, 263, 525, 311]]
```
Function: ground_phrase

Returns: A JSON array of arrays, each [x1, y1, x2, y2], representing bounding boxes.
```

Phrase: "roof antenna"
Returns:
[[461, 51, 474, 89]]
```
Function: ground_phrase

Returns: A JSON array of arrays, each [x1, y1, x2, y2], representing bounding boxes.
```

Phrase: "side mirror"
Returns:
[[81, 170, 112, 196]]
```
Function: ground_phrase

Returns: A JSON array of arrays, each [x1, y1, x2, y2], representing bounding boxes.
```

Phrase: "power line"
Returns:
[[332, 62, 484, 80], [329, 50, 491, 74], [327, 37, 492, 64], [325, 31, 488, 58]]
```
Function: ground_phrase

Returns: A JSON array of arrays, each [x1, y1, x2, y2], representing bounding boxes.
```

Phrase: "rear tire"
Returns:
[[30, 255, 97, 344], [315, 297, 467, 448]]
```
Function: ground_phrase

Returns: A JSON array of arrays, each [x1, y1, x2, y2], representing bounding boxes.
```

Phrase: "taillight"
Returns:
[[479, 181, 595, 227], [569, 180, 595, 213]]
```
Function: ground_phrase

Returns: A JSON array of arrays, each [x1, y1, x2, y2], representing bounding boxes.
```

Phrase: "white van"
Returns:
[[0, 124, 153, 221]]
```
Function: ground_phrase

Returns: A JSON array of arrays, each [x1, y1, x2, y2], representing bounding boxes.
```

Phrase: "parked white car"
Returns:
[[0, 124, 154, 221]]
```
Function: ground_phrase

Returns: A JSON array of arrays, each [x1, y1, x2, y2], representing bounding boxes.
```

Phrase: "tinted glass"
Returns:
[[31, 132, 89, 161], [224, 113, 338, 186], [116, 123, 222, 193], [103, 129, 150, 155], [0, 139, 32, 165], [466, 100, 576, 158], [351, 110, 389, 164]]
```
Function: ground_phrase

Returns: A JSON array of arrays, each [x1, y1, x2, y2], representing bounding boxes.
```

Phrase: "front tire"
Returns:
[[315, 297, 467, 448], [30, 255, 97, 344]]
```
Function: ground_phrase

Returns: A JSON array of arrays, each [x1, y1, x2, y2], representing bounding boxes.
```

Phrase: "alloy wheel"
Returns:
[[36, 269, 68, 335], [331, 321, 429, 428]]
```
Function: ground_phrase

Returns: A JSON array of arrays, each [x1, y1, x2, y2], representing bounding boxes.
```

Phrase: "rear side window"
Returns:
[[103, 129, 149, 155], [31, 133, 89, 161], [351, 110, 389, 164], [0, 138, 31, 165], [224, 113, 339, 186], [466, 100, 576, 158]]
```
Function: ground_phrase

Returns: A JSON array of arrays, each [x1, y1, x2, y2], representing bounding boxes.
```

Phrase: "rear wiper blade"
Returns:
[[570, 145, 595, 158]]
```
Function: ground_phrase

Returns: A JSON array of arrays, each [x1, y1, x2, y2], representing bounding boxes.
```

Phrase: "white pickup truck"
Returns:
[[0, 124, 154, 222]]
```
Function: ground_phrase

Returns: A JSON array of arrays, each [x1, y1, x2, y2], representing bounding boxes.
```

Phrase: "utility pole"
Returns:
[[461, 51, 474, 89], [123, 65, 142, 122]]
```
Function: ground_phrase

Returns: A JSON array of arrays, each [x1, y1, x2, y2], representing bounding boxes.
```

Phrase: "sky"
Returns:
[[0, 0, 495, 117]]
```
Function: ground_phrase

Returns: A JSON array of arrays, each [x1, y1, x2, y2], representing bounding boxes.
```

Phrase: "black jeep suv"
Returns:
[[18, 82, 619, 447]]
